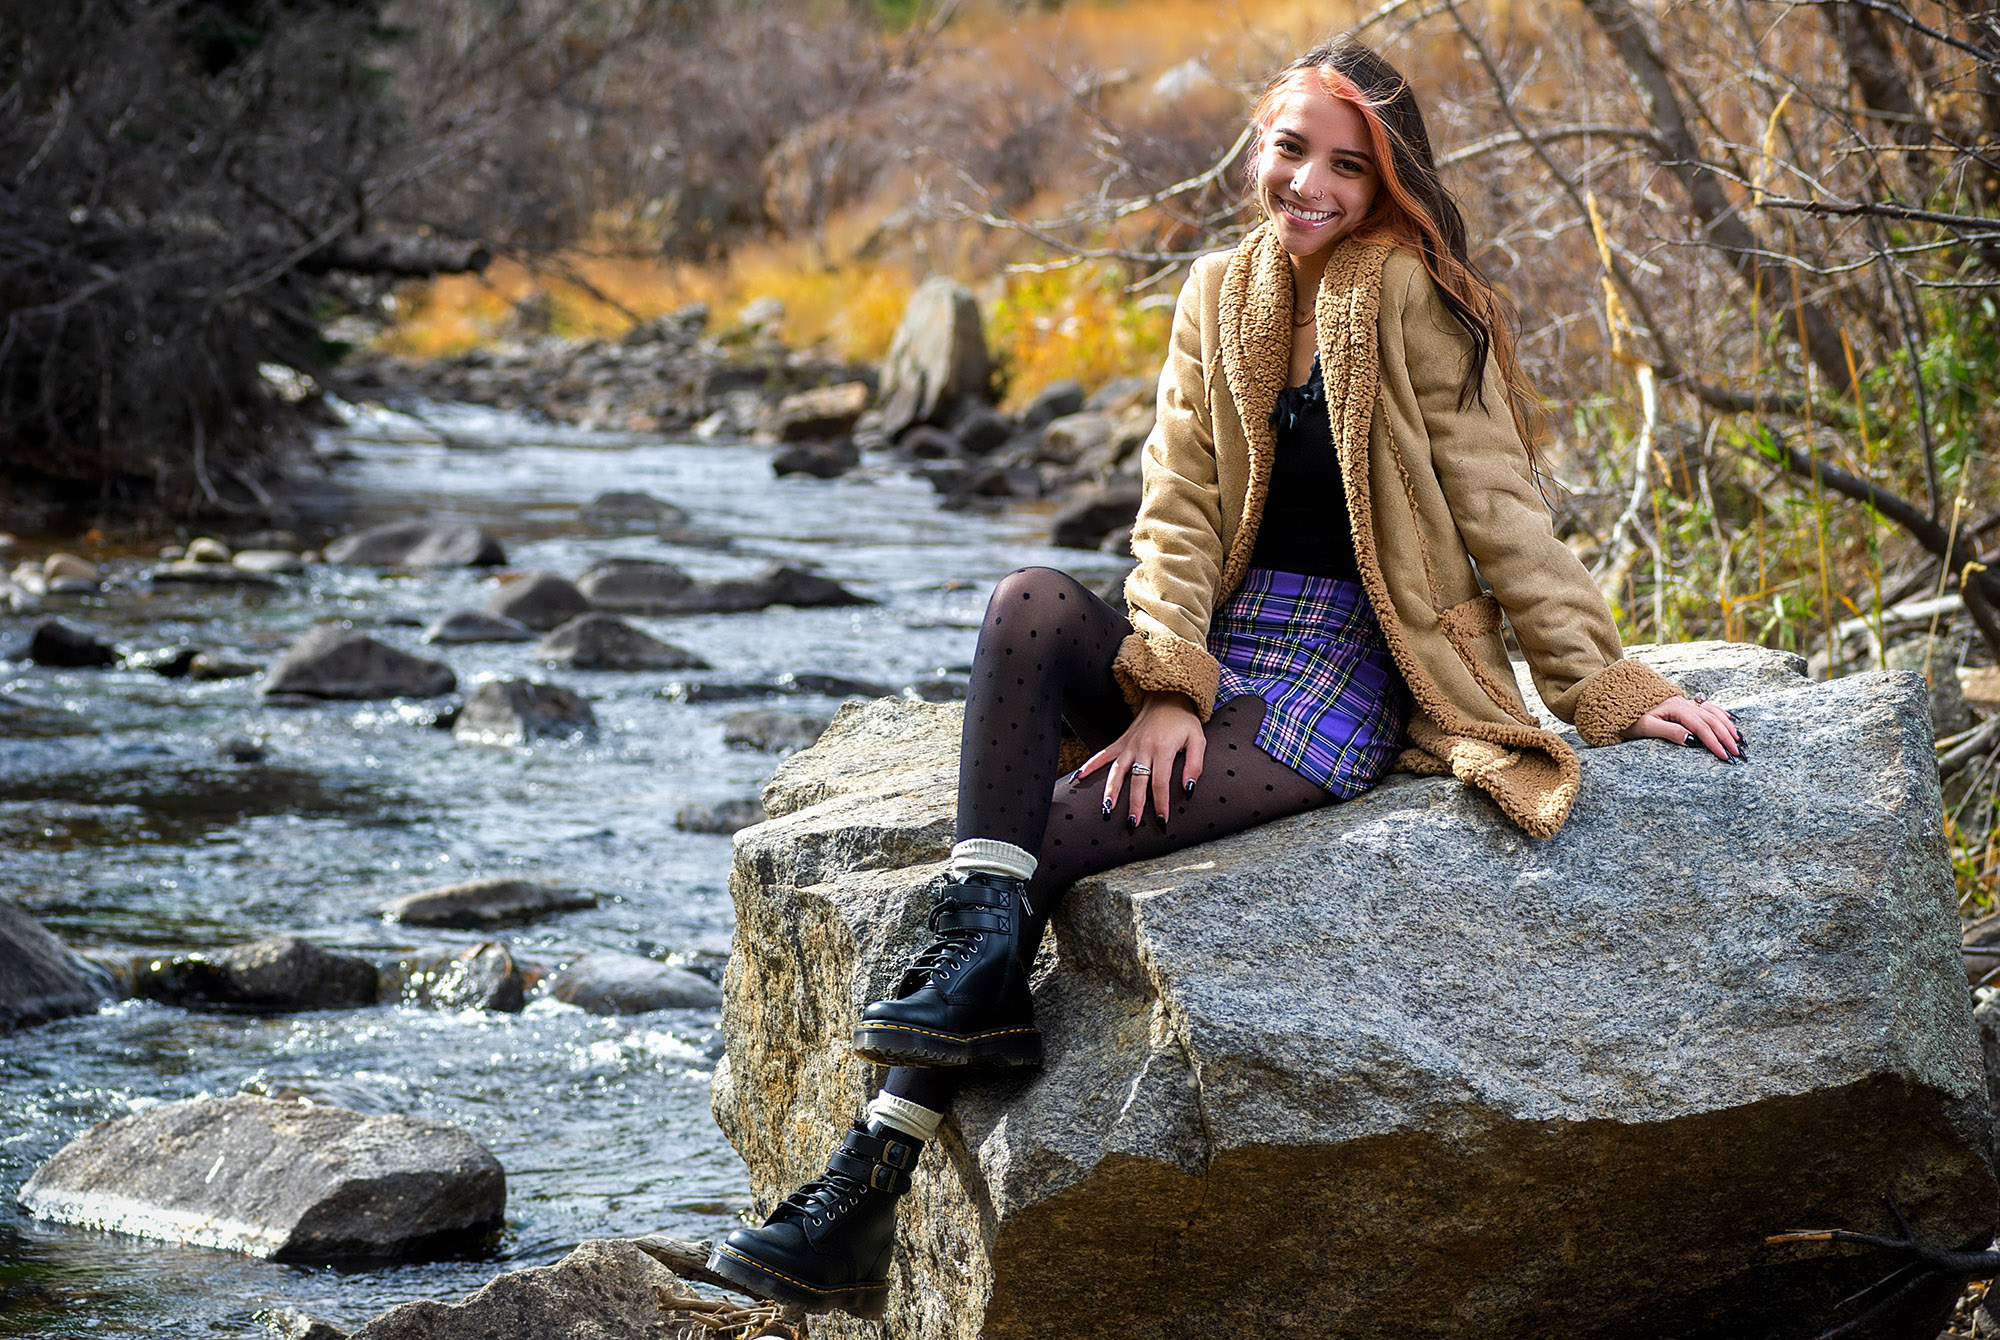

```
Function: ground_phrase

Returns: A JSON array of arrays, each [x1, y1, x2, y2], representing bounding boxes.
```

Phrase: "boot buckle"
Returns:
[[868, 1163, 910, 1193], [880, 1139, 918, 1171]]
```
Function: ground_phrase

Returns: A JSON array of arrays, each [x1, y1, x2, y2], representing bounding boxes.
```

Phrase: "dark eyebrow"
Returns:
[[1270, 123, 1375, 161]]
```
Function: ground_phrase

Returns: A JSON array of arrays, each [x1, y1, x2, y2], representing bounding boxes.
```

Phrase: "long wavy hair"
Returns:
[[1247, 39, 1541, 451]]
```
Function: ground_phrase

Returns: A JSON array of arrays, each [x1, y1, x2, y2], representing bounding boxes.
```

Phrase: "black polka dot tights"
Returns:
[[883, 566, 1334, 1114]]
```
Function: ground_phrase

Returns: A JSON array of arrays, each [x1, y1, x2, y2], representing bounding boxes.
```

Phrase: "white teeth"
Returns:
[[1287, 204, 1333, 222]]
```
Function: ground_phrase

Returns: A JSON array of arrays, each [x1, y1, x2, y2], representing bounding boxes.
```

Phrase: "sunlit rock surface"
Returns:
[[19, 1094, 504, 1261], [346, 1238, 703, 1340], [712, 646, 1995, 1340]]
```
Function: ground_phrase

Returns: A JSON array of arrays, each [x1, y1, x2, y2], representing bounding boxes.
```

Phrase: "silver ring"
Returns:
[[1129, 764, 1152, 775]]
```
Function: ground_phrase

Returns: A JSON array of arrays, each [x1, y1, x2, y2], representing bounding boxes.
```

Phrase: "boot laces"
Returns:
[[777, 1170, 867, 1228], [902, 892, 984, 985]]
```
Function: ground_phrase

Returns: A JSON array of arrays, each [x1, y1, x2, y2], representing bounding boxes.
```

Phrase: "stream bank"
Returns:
[[0, 405, 1126, 1338]]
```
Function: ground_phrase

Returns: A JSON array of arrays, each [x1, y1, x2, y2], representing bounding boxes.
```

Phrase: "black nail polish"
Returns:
[[1101, 797, 1114, 816], [1683, 731, 1697, 747], [1184, 779, 1196, 795], [1066, 768, 1081, 786], [1127, 814, 1140, 830]]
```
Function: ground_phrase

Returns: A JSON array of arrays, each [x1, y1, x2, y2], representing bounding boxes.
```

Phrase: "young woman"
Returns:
[[707, 36, 1743, 1318]]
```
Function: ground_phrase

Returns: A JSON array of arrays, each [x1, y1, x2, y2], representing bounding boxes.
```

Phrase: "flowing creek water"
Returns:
[[0, 407, 1125, 1337]]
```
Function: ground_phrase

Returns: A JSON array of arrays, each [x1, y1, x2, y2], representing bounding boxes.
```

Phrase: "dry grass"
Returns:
[[374, 0, 1365, 389]]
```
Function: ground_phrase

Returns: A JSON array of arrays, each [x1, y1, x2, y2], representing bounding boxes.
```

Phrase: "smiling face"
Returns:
[[1252, 78, 1382, 262]]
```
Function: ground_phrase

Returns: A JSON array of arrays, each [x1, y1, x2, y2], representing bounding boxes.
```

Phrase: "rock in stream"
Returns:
[[380, 876, 595, 928], [325, 521, 506, 568], [344, 1238, 704, 1340], [133, 935, 380, 1012], [452, 679, 596, 745], [262, 626, 456, 700], [0, 899, 115, 1031], [424, 611, 537, 645], [484, 571, 593, 632], [18, 1094, 504, 1261], [537, 614, 706, 671], [550, 951, 721, 1015], [388, 943, 529, 1013]]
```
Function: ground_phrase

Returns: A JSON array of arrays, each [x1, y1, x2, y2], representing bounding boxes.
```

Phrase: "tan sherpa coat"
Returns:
[[1113, 226, 1680, 838]]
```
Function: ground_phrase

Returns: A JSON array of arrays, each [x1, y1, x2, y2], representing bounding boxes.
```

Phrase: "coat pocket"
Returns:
[[1436, 592, 1502, 642], [1435, 593, 1532, 722]]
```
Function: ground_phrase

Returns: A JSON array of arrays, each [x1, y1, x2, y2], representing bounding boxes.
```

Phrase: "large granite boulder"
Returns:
[[18, 1094, 504, 1260], [325, 521, 506, 568], [877, 277, 989, 438], [346, 1238, 705, 1340], [711, 645, 1997, 1340], [0, 900, 115, 1030], [262, 626, 456, 700]]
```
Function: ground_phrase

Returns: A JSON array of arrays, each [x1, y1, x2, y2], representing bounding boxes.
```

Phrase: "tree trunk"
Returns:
[[1577, 0, 1858, 397]]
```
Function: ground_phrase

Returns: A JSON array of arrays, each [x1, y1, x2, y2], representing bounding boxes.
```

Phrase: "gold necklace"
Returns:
[[1291, 309, 1315, 329]]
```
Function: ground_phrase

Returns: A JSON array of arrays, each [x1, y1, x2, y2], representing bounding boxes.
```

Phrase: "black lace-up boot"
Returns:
[[706, 1120, 921, 1318], [851, 871, 1042, 1068]]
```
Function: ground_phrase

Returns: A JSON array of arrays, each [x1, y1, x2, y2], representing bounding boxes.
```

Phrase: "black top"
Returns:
[[1246, 356, 1363, 583]]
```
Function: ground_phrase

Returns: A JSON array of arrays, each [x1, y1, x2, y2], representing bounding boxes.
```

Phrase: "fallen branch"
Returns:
[[1940, 716, 2000, 777], [299, 233, 491, 277], [630, 1234, 743, 1293], [632, 1236, 810, 1338], [1768, 1195, 1998, 1340], [1743, 434, 2000, 661]]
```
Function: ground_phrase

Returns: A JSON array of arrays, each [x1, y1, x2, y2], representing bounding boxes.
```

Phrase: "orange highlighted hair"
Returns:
[[1248, 40, 1541, 453]]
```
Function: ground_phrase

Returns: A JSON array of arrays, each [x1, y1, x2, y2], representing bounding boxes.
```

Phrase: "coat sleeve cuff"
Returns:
[[1571, 658, 1682, 746], [1112, 631, 1221, 721]]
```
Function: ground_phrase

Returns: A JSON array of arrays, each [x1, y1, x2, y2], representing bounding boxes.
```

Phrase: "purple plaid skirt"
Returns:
[[1207, 568, 1410, 798]]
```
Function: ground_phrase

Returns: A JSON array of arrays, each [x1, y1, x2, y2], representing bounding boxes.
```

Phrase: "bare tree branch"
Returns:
[[1757, 193, 2000, 231], [1437, 123, 1664, 167], [1578, 0, 1860, 395]]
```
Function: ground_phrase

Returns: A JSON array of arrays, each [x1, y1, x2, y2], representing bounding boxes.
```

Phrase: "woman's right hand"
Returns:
[[1073, 691, 1205, 827]]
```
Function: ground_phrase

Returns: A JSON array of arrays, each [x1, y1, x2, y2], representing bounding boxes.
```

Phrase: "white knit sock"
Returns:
[[947, 838, 1037, 883], [866, 1091, 944, 1143]]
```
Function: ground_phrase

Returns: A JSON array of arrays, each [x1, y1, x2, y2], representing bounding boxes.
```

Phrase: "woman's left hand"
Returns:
[[1621, 694, 1745, 762]]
